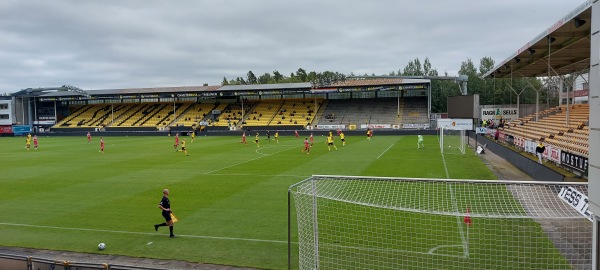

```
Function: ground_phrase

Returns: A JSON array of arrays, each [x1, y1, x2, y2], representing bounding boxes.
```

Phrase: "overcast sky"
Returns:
[[0, 0, 583, 94]]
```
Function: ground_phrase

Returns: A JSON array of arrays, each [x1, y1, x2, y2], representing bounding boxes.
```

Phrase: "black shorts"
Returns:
[[255, 140, 259, 143], [181, 147, 186, 151], [328, 142, 333, 146], [162, 211, 172, 222], [341, 138, 345, 142]]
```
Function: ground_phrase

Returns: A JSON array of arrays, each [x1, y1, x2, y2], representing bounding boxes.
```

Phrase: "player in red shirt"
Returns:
[[87, 131, 91, 143], [309, 133, 314, 146], [294, 130, 299, 139], [33, 135, 39, 150], [174, 133, 179, 150], [301, 137, 310, 154], [241, 132, 247, 145], [99, 137, 105, 153]]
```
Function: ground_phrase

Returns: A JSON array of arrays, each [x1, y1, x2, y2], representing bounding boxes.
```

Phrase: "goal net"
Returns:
[[439, 127, 466, 154], [289, 175, 592, 270]]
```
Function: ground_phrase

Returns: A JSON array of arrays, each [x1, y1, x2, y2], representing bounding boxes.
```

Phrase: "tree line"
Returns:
[[221, 57, 557, 113]]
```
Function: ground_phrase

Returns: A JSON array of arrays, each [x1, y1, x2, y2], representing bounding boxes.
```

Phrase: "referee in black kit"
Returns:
[[154, 189, 176, 238]]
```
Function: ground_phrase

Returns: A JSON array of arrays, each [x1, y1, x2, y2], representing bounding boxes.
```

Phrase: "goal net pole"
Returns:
[[439, 127, 466, 155], [289, 175, 592, 270]]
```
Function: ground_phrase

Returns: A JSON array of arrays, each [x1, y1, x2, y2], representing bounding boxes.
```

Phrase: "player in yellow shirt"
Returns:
[[340, 132, 346, 146], [326, 135, 338, 151], [25, 134, 32, 151], [190, 130, 196, 143], [178, 139, 189, 156], [254, 133, 260, 148], [275, 131, 279, 143]]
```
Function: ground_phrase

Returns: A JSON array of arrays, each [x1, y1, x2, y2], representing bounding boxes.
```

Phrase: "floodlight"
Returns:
[[574, 18, 586, 28], [547, 36, 556, 43], [515, 58, 521, 63], [528, 48, 536, 55]]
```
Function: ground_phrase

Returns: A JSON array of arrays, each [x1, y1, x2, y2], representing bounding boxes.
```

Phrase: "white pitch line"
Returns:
[[321, 242, 465, 259], [376, 143, 395, 159], [428, 244, 467, 258], [0, 222, 287, 244], [207, 173, 309, 178], [204, 144, 299, 175], [441, 152, 468, 257]]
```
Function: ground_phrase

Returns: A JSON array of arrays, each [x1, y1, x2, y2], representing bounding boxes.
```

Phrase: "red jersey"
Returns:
[[33, 137, 38, 145], [175, 136, 179, 145], [100, 139, 105, 148], [304, 139, 309, 147], [309, 134, 314, 142]]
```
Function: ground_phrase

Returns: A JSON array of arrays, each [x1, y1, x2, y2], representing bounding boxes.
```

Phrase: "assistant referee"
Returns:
[[154, 189, 176, 238]]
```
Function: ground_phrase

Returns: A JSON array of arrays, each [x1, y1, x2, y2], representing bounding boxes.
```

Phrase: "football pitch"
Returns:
[[0, 134, 568, 269]]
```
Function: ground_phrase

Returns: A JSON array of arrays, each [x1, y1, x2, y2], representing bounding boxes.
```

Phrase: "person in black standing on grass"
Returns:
[[154, 189, 176, 238]]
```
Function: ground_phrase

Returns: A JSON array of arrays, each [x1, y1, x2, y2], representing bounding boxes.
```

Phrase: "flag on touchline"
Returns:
[[463, 207, 472, 226]]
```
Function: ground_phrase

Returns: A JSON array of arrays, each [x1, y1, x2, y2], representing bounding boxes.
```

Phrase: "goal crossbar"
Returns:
[[288, 175, 592, 270]]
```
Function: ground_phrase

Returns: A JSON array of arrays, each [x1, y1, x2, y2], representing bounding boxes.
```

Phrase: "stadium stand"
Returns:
[[316, 97, 427, 127], [54, 104, 126, 128], [141, 103, 192, 127], [402, 97, 429, 126], [270, 99, 321, 126], [242, 99, 283, 127], [212, 102, 253, 127], [205, 103, 229, 126], [54, 105, 92, 127], [172, 103, 215, 127], [500, 104, 589, 156], [115, 104, 151, 127]]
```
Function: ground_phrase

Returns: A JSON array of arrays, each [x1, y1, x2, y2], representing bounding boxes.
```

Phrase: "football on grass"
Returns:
[[98, 243, 106, 250]]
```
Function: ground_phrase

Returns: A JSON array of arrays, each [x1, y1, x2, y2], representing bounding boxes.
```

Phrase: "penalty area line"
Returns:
[[377, 143, 395, 159], [205, 144, 298, 175], [0, 222, 287, 245]]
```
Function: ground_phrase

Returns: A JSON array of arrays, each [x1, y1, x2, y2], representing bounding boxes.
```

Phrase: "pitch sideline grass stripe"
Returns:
[[376, 143, 395, 159], [0, 222, 288, 244], [204, 144, 300, 175]]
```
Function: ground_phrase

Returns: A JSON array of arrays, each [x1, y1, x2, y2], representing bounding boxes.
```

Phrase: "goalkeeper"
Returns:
[[417, 133, 424, 149], [154, 189, 176, 238]]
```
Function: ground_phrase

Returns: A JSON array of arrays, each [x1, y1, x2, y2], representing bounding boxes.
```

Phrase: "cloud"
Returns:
[[0, 0, 582, 93]]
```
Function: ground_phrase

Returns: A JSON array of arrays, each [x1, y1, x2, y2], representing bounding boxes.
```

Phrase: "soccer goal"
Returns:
[[288, 175, 592, 270], [439, 127, 466, 154]]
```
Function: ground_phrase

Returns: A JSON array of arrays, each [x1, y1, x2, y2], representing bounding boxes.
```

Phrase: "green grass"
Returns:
[[0, 135, 568, 269]]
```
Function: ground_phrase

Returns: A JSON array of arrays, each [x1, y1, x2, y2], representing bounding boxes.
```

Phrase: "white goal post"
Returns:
[[439, 127, 466, 154], [288, 175, 592, 270]]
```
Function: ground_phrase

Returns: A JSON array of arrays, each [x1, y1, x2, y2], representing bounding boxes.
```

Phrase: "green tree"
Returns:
[[235, 77, 246, 85], [273, 70, 283, 82], [246, 71, 258, 84], [222, 77, 229, 85], [296, 68, 307, 81], [258, 73, 272, 84]]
